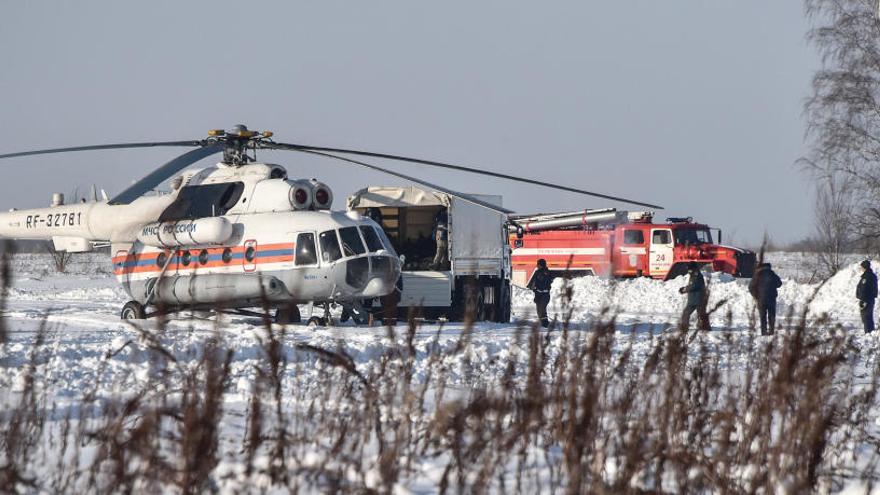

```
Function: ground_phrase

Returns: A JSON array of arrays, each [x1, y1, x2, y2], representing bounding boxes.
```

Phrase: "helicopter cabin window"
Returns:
[[623, 230, 645, 245], [652, 230, 672, 245], [156, 252, 168, 268], [360, 226, 384, 252], [222, 248, 232, 263], [181, 250, 192, 266], [319, 230, 342, 263], [158, 182, 245, 222], [244, 246, 256, 262], [295, 233, 318, 265], [198, 249, 209, 265], [339, 227, 366, 257]]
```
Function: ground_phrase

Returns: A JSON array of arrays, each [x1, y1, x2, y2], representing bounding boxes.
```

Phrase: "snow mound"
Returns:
[[808, 260, 877, 318], [513, 260, 873, 326]]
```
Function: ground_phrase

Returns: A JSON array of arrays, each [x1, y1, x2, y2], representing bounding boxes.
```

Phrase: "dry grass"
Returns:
[[2, 273, 880, 493]]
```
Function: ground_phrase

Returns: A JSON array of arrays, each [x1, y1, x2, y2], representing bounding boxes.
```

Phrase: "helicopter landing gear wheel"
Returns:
[[274, 305, 301, 324], [121, 301, 146, 320], [307, 316, 327, 328]]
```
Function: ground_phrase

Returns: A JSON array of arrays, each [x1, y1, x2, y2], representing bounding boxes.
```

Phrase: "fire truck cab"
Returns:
[[509, 210, 755, 287]]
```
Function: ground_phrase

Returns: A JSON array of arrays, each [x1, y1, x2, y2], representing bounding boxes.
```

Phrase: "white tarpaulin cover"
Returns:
[[347, 186, 449, 208], [348, 186, 506, 276]]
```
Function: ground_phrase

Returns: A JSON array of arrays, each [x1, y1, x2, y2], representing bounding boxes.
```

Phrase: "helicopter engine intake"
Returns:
[[310, 179, 333, 210]]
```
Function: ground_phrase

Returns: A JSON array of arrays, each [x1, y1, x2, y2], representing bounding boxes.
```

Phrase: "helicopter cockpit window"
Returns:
[[339, 227, 366, 257], [319, 230, 342, 263], [295, 233, 318, 266], [374, 226, 397, 255], [360, 226, 384, 252], [158, 182, 245, 222]]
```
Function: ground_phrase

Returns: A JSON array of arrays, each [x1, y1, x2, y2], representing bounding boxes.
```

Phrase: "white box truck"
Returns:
[[347, 186, 511, 322]]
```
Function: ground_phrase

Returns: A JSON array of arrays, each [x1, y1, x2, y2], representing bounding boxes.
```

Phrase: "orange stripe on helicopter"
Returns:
[[113, 243, 296, 276]]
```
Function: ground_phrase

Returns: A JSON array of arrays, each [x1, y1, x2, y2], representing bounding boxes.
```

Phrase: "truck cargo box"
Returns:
[[348, 186, 511, 322]]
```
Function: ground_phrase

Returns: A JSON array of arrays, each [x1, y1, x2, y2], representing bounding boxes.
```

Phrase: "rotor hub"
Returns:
[[206, 124, 274, 166]]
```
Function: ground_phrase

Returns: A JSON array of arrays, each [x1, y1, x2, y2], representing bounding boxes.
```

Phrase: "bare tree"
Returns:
[[45, 244, 72, 273], [814, 172, 856, 275], [803, 0, 880, 251]]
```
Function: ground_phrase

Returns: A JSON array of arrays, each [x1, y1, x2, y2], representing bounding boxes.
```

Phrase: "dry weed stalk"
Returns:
[[0, 277, 879, 493]]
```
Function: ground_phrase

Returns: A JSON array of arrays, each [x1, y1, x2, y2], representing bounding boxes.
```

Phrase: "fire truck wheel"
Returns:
[[274, 306, 301, 324], [121, 301, 146, 320]]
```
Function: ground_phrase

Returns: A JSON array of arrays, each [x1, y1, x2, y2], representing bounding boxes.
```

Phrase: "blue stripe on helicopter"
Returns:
[[114, 248, 295, 269]]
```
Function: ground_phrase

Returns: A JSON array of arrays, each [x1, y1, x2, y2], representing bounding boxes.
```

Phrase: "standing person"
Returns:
[[431, 210, 449, 270], [679, 262, 708, 330], [364, 207, 383, 226], [528, 258, 553, 328], [857, 259, 878, 333], [749, 262, 783, 336]]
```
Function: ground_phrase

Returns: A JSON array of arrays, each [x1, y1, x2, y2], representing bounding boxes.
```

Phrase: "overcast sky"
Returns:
[[1, 1, 817, 246]]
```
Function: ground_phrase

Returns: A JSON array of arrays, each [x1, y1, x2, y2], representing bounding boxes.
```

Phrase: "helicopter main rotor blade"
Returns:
[[0, 141, 204, 160], [294, 149, 515, 214], [262, 141, 663, 210], [109, 144, 224, 205]]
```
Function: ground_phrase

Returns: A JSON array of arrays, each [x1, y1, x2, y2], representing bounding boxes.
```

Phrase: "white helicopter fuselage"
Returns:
[[113, 209, 399, 308], [0, 162, 401, 311]]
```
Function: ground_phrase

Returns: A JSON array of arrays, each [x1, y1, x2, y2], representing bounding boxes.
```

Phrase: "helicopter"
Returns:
[[0, 125, 662, 324]]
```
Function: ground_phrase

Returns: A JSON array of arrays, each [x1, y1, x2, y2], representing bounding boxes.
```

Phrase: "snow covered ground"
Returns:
[[1, 251, 879, 492]]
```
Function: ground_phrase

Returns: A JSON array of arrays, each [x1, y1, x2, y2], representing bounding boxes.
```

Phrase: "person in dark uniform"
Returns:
[[679, 261, 708, 331], [749, 262, 783, 335], [431, 210, 449, 270], [364, 207, 383, 226], [857, 259, 878, 333], [528, 258, 553, 328]]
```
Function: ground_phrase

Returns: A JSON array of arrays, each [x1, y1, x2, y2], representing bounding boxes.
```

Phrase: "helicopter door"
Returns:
[[243, 239, 257, 272]]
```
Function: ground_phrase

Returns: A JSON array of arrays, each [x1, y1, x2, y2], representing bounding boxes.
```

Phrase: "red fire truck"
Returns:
[[508, 209, 755, 287]]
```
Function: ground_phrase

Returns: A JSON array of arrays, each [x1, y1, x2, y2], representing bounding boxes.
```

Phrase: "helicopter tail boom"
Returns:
[[0, 195, 175, 248]]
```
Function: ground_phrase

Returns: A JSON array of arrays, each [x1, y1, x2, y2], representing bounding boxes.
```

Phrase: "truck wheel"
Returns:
[[483, 284, 497, 322], [275, 305, 301, 324], [497, 281, 512, 323], [121, 301, 146, 320], [474, 288, 486, 321]]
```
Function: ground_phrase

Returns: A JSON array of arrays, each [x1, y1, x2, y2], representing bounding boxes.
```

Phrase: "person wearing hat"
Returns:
[[528, 258, 553, 328], [679, 261, 708, 330], [749, 262, 783, 335], [857, 259, 878, 333]]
